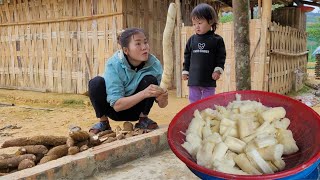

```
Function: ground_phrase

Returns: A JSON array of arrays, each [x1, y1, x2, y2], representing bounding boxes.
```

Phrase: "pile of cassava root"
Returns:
[[182, 94, 299, 175], [0, 122, 151, 176]]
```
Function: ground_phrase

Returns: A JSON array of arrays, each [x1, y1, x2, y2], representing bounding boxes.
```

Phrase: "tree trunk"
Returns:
[[232, 0, 251, 90]]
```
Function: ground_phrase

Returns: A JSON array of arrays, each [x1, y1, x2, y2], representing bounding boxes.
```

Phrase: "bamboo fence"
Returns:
[[0, 0, 171, 94], [180, 0, 222, 27], [0, 1, 308, 95], [0, 0, 123, 94], [272, 7, 306, 31], [316, 54, 320, 79], [268, 22, 308, 94], [123, 0, 171, 64], [179, 20, 307, 97]]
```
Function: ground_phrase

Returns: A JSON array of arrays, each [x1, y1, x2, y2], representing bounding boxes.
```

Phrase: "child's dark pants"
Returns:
[[88, 75, 157, 121]]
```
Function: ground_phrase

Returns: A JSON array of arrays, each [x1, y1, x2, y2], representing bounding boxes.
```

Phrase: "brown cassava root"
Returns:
[[46, 145, 68, 157], [17, 159, 35, 170], [18, 145, 48, 155], [69, 130, 90, 142], [1, 136, 67, 148], [0, 154, 36, 169], [39, 145, 68, 164]]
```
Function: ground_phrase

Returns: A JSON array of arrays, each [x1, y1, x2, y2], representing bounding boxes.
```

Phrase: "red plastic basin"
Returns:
[[168, 90, 320, 179]]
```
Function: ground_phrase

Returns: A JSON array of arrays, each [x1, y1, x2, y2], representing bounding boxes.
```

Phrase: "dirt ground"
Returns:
[[1, 68, 320, 154], [0, 89, 189, 153]]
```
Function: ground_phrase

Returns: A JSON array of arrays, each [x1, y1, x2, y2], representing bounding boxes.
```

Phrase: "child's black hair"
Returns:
[[191, 3, 219, 32], [117, 28, 147, 48]]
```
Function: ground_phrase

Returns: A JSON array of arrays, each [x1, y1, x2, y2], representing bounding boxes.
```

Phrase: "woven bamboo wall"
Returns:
[[0, 0, 173, 94], [180, 0, 222, 27], [0, 0, 123, 94], [180, 19, 262, 97], [268, 22, 308, 94], [272, 7, 306, 31], [122, 0, 172, 64]]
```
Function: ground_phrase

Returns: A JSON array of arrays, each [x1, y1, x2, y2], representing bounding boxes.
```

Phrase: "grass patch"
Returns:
[[307, 62, 316, 69], [287, 85, 312, 97], [62, 99, 84, 106]]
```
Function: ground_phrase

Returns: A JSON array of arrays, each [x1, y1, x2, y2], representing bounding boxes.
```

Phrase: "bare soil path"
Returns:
[[0, 89, 188, 154]]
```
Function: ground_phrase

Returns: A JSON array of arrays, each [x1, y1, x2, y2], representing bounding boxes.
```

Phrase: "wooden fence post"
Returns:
[[316, 54, 320, 79], [257, 0, 272, 91], [175, 0, 182, 97]]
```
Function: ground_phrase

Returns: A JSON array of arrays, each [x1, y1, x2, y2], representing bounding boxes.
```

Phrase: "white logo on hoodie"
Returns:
[[193, 43, 209, 53]]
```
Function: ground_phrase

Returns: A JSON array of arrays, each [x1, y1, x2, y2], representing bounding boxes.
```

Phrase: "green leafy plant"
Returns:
[[307, 15, 320, 62], [287, 85, 312, 97], [220, 14, 233, 23]]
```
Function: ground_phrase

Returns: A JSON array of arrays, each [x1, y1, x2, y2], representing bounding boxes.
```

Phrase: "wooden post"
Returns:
[[257, 0, 272, 91], [232, 0, 251, 90], [175, 0, 182, 97], [160, 3, 177, 90], [315, 54, 320, 79]]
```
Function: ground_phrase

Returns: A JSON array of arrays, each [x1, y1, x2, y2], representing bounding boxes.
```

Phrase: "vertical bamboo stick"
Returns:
[[258, 0, 271, 91], [175, 0, 182, 97], [257, 0, 261, 19]]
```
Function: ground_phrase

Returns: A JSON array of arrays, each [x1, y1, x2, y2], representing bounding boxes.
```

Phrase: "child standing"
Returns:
[[182, 3, 226, 103]]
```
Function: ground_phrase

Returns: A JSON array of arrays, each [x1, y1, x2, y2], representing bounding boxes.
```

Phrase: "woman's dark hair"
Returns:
[[117, 28, 147, 48], [191, 3, 219, 32]]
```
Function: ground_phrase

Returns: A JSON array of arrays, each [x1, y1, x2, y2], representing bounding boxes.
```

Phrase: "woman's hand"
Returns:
[[141, 84, 168, 108], [182, 74, 189, 80], [156, 89, 168, 108], [113, 84, 168, 112], [141, 84, 164, 98], [114, 85, 163, 112], [212, 71, 221, 80]]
